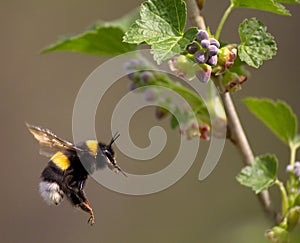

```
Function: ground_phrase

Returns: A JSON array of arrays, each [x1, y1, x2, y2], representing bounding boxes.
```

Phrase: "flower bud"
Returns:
[[194, 51, 207, 64], [206, 55, 218, 66], [196, 30, 209, 41], [124, 59, 147, 71], [287, 206, 300, 231], [199, 124, 210, 140], [143, 88, 157, 101], [214, 45, 237, 75], [186, 43, 198, 54], [286, 164, 294, 172], [195, 64, 211, 83], [209, 38, 220, 48], [295, 168, 300, 177], [140, 71, 155, 84], [265, 227, 289, 242], [200, 39, 210, 49], [208, 45, 218, 56], [168, 55, 196, 81], [185, 122, 201, 140], [224, 75, 247, 92], [128, 82, 137, 91]]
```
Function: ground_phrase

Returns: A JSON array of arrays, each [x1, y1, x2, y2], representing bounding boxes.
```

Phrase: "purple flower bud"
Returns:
[[127, 72, 137, 81], [200, 39, 210, 49], [295, 168, 300, 177], [208, 45, 219, 56], [295, 161, 300, 168], [209, 38, 220, 48], [195, 65, 211, 83], [140, 71, 155, 83], [196, 30, 209, 41], [186, 43, 198, 54], [286, 164, 294, 172], [194, 51, 207, 64], [128, 82, 137, 91], [143, 88, 157, 101], [206, 55, 218, 66], [124, 59, 146, 71]]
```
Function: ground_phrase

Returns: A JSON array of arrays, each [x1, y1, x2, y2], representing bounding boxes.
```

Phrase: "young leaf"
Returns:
[[244, 98, 297, 145], [231, 0, 291, 16], [123, 0, 196, 64], [238, 18, 277, 68], [41, 11, 139, 55], [236, 154, 278, 193]]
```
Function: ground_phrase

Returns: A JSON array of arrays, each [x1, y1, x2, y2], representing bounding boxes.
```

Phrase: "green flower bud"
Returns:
[[265, 226, 289, 243], [168, 55, 197, 81], [213, 45, 237, 75], [287, 206, 300, 231]]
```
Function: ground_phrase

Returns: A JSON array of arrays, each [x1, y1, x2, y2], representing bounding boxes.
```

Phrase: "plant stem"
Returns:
[[275, 179, 289, 216], [289, 144, 296, 166], [186, 0, 277, 222], [215, 3, 234, 39]]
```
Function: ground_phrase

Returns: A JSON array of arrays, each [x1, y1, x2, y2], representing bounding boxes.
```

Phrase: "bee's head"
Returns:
[[99, 133, 127, 177]]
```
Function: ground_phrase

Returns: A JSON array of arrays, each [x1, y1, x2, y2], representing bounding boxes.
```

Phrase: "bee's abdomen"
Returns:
[[50, 151, 71, 171], [39, 181, 64, 205]]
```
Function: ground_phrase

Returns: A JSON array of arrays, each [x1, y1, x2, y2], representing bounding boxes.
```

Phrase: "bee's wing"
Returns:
[[26, 123, 83, 157]]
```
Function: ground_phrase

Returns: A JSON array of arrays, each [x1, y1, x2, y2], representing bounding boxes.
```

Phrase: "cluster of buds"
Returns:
[[186, 30, 220, 82], [125, 59, 157, 91], [286, 161, 300, 177], [125, 59, 176, 121], [169, 29, 240, 86], [188, 30, 220, 66], [213, 44, 237, 75]]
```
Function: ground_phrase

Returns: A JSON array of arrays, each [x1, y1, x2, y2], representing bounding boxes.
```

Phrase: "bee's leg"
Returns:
[[77, 190, 95, 226], [64, 185, 95, 225], [79, 199, 95, 225]]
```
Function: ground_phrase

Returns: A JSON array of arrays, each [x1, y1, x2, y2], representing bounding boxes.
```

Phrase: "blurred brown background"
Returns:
[[1, 0, 300, 242]]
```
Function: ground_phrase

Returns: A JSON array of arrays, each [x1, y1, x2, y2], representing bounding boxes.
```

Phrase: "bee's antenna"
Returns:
[[109, 132, 120, 147]]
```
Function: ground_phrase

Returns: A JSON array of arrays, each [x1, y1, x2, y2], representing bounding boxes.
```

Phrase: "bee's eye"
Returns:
[[102, 149, 114, 163]]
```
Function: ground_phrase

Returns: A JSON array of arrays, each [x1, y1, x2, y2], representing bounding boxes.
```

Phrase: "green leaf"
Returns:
[[277, 0, 299, 4], [42, 11, 139, 55], [238, 18, 277, 68], [292, 134, 300, 150], [123, 0, 195, 64], [244, 98, 297, 145], [231, 0, 291, 15], [236, 154, 278, 193], [171, 114, 179, 129]]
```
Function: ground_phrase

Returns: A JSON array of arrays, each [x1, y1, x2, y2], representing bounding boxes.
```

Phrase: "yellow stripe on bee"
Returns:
[[50, 151, 71, 170], [85, 140, 98, 158]]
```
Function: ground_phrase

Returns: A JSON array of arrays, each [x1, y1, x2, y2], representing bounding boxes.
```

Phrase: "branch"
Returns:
[[186, 0, 277, 222], [186, 0, 206, 29], [221, 92, 276, 221]]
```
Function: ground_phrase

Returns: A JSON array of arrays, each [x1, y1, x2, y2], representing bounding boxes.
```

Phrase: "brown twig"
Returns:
[[186, 0, 277, 222]]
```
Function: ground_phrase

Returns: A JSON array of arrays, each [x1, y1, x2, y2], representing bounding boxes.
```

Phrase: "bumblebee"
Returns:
[[26, 123, 126, 225]]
